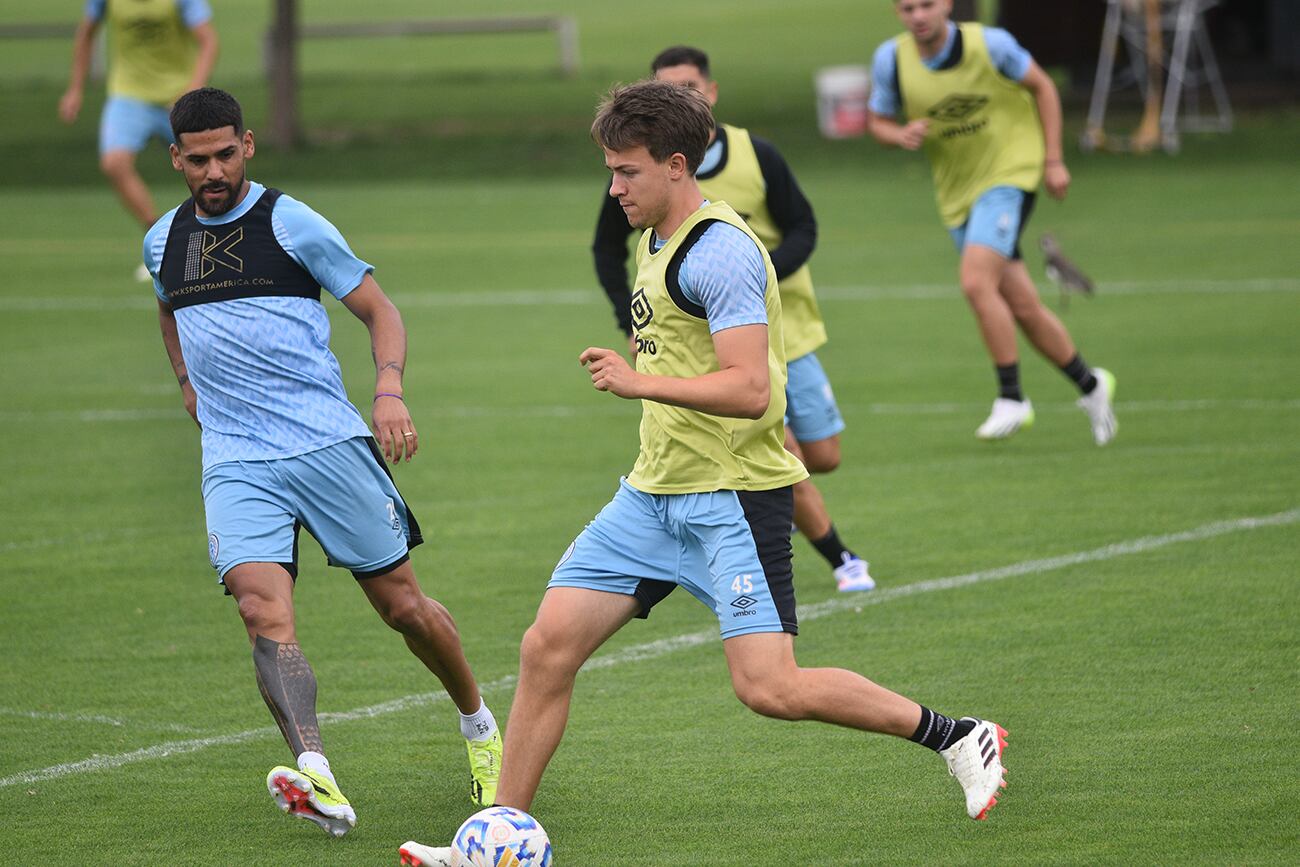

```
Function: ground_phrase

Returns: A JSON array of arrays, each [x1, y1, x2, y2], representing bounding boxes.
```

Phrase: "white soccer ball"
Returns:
[[451, 806, 553, 867]]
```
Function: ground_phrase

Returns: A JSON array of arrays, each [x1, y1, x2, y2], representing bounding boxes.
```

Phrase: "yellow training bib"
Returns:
[[626, 201, 808, 495], [896, 23, 1044, 227], [105, 0, 198, 105]]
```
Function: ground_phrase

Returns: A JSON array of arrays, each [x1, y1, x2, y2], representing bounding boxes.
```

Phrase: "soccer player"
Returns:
[[593, 47, 874, 592], [61, 0, 219, 280], [145, 88, 500, 837], [867, 0, 1118, 445], [506, 80, 1008, 828]]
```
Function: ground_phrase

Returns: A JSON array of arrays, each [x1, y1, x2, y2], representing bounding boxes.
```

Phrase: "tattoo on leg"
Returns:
[[253, 634, 323, 757]]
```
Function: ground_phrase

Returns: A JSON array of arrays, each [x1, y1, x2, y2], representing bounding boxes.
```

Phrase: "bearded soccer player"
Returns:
[[145, 88, 500, 837], [398, 83, 1010, 864], [61, 0, 219, 280], [593, 47, 875, 592], [867, 0, 1118, 445]]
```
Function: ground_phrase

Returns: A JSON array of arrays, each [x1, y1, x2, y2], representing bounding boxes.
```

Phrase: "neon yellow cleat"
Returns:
[[266, 765, 357, 837], [467, 730, 502, 807]]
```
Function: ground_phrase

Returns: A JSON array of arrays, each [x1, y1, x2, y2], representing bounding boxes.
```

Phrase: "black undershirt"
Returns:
[[592, 126, 818, 335]]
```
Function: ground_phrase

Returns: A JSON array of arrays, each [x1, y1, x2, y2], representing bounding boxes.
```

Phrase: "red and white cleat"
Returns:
[[399, 840, 454, 866]]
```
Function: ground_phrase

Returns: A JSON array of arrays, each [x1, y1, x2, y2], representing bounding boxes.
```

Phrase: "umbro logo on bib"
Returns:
[[630, 288, 654, 329], [927, 94, 989, 122]]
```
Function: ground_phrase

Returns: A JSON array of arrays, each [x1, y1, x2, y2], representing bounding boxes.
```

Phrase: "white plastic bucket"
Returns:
[[815, 65, 872, 139]]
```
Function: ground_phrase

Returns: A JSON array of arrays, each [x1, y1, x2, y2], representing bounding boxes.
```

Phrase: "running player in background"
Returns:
[[145, 88, 501, 837], [61, 0, 219, 280], [867, 0, 1118, 445], [593, 46, 875, 592]]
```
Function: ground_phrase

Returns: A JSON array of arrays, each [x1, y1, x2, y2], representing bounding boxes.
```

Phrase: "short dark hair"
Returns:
[[170, 87, 244, 141], [592, 80, 714, 172], [650, 45, 710, 78]]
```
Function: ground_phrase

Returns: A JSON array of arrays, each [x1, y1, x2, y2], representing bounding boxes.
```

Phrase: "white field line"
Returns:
[[2, 507, 1295, 790], [3, 397, 1298, 426], [0, 708, 200, 735], [0, 277, 1296, 313]]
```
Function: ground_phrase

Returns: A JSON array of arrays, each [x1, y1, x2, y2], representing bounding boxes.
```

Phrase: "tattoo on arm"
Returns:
[[177, 375, 189, 388], [253, 635, 323, 757], [380, 361, 404, 376]]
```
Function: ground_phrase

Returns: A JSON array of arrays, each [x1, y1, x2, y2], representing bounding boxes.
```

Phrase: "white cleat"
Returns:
[[940, 718, 1008, 820], [134, 262, 152, 283], [1077, 368, 1118, 446], [976, 398, 1035, 441], [399, 841, 455, 866], [834, 554, 876, 592]]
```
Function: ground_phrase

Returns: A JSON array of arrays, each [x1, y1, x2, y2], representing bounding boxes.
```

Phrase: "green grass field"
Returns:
[[2, 2, 1299, 865]]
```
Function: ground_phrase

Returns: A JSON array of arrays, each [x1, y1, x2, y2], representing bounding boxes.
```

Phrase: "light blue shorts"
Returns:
[[784, 352, 845, 444], [201, 437, 422, 586], [99, 95, 174, 155], [948, 186, 1037, 260], [549, 479, 798, 639]]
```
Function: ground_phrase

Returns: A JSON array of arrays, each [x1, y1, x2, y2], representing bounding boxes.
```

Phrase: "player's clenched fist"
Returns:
[[580, 346, 643, 399], [898, 119, 930, 150]]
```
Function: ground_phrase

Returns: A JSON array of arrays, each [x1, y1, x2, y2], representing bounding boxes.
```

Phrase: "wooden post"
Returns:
[[266, 0, 299, 150], [952, 0, 979, 21]]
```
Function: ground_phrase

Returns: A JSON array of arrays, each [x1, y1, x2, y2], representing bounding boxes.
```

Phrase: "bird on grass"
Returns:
[[1039, 232, 1095, 307]]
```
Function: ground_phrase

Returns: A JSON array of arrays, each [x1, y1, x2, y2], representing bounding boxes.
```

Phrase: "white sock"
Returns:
[[297, 750, 334, 782], [458, 700, 498, 741]]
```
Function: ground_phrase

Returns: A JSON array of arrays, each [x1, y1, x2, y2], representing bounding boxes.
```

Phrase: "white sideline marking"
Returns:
[[3, 397, 1298, 426], [2, 507, 1295, 790], [0, 708, 127, 727], [0, 277, 1295, 312], [0, 708, 200, 734]]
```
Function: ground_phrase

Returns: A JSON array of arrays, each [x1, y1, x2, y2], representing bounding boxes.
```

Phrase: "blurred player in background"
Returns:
[[60, 0, 219, 280], [593, 46, 875, 592], [867, 0, 1118, 445], [145, 88, 501, 837]]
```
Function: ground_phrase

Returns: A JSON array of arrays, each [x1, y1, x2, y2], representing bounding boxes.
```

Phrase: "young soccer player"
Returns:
[[593, 47, 875, 592], [146, 88, 500, 837], [867, 0, 1118, 445], [398, 83, 1009, 864]]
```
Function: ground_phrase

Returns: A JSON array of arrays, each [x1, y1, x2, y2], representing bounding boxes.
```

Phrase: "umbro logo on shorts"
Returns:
[[731, 595, 758, 610]]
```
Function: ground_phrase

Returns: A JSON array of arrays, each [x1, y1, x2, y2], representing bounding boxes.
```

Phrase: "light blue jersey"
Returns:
[[144, 182, 374, 469], [86, 0, 212, 28], [869, 22, 1032, 118], [651, 217, 768, 334]]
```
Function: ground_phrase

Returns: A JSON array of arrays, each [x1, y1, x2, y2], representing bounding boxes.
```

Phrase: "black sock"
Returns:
[[996, 363, 1023, 401], [909, 706, 975, 752], [1059, 353, 1098, 395], [811, 525, 856, 568]]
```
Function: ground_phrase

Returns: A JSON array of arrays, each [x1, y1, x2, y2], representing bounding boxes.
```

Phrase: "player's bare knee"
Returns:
[[733, 678, 801, 721], [1006, 294, 1043, 323], [803, 450, 840, 474], [99, 150, 133, 180], [377, 591, 430, 635], [519, 623, 581, 679], [236, 592, 290, 636], [959, 275, 996, 304]]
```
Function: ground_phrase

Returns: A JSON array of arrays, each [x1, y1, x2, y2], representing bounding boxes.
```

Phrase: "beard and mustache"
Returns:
[[192, 172, 244, 216]]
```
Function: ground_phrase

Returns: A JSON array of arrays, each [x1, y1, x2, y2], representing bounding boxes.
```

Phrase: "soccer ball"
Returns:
[[451, 806, 553, 867]]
